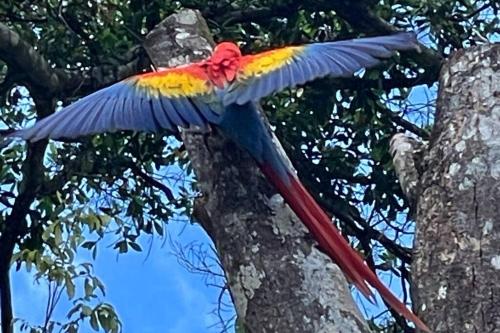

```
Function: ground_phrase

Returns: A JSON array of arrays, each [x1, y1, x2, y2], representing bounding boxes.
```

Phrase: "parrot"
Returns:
[[8, 32, 429, 331]]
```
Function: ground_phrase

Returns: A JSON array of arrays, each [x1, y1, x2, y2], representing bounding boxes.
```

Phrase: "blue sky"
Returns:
[[12, 221, 234, 333]]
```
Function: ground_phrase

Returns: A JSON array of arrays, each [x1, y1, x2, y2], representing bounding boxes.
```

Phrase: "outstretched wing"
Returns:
[[224, 32, 419, 105], [11, 64, 221, 142]]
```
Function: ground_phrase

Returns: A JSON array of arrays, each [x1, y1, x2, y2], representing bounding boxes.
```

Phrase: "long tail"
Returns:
[[260, 164, 430, 332], [218, 102, 429, 331]]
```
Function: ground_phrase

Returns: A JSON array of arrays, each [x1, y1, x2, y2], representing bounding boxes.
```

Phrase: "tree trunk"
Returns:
[[143, 9, 371, 333], [413, 44, 500, 332]]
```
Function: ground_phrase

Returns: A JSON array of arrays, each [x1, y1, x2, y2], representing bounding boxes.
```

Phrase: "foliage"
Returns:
[[0, 0, 498, 332]]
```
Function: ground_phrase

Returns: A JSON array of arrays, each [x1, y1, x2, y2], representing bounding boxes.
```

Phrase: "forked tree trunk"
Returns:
[[143, 9, 370, 333], [413, 44, 500, 332]]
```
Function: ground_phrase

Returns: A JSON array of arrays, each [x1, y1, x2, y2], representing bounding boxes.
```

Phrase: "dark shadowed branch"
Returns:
[[0, 22, 148, 102]]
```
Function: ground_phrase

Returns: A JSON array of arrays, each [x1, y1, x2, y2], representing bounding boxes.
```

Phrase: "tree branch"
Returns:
[[390, 133, 426, 211], [387, 111, 431, 139], [0, 22, 67, 94], [205, 3, 302, 27], [322, 197, 413, 263], [0, 97, 52, 333], [324, 74, 434, 139], [38, 148, 176, 206], [60, 49, 149, 98], [0, 22, 148, 102], [328, 70, 436, 93], [0, 12, 47, 24], [128, 163, 175, 201], [0, 268, 12, 333], [317, 0, 443, 75]]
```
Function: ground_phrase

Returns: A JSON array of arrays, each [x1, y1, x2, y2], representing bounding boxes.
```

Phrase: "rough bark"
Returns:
[[413, 44, 500, 332], [0, 96, 51, 333], [143, 9, 371, 333], [0, 267, 12, 333], [389, 133, 426, 213]]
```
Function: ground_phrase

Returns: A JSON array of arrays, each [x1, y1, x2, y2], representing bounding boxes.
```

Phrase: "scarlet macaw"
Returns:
[[10, 32, 429, 331]]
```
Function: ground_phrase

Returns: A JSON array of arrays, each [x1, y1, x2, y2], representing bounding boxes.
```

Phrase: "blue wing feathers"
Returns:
[[290, 59, 307, 85], [138, 97, 159, 131], [331, 46, 379, 67], [282, 65, 295, 91], [169, 99, 190, 126], [256, 77, 272, 103], [10, 77, 219, 141], [108, 96, 124, 132], [193, 100, 220, 123], [73, 97, 101, 135], [83, 97, 112, 134], [310, 53, 332, 76], [50, 95, 104, 139], [178, 99, 206, 127], [332, 43, 393, 58], [169, 99, 191, 127], [188, 99, 216, 128], [151, 98, 175, 130], [281, 66, 290, 90], [332, 50, 362, 72], [321, 55, 346, 77], [158, 99, 182, 127], [225, 32, 418, 105], [275, 66, 285, 93], [235, 81, 256, 105], [114, 96, 129, 131], [307, 54, 327, 76]]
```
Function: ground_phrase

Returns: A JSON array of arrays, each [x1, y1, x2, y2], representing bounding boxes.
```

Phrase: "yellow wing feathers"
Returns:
[[238, 46, 303, 79], [132, 66, 213, 97]]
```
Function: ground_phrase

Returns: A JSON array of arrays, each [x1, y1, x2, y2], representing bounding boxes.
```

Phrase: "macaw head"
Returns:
[[207, 42, 242, 88], [212, 42, 242, 61]]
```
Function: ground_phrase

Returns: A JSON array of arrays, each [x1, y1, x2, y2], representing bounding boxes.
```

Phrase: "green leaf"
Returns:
[[93, 277, 106, 296], [84, 278, 94, 297], [98, 311, 111, 332], [66, 324, 77, 333], [128, 242, 142, 252], [65, 276, 75, 300], [81, 241, 96, 249], [81, 305, 92, 317], [114, 240, 128, 253], [67, 304, 81, 319], [153, 221, 164, 236], [90, 311, 99, 331]]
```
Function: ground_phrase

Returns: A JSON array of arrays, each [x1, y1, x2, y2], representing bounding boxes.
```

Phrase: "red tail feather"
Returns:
[[260, 164, 430, 332]]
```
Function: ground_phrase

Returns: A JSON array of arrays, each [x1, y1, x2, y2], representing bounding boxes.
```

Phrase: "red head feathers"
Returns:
[[206, 42, 242, 88]]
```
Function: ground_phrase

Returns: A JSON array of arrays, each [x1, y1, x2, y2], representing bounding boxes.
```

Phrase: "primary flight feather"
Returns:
[[9, 32, 430, 332]]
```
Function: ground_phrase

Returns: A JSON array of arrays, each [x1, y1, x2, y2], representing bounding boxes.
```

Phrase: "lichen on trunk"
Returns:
[[413, 44, 500, 332]]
